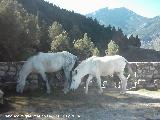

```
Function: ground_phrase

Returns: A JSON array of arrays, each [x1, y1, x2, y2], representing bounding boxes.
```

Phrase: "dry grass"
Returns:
[[1, 88, 160, 120]]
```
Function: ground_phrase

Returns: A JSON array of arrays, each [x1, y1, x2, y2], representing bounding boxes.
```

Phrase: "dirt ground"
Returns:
[[0, 87, 160, 120]]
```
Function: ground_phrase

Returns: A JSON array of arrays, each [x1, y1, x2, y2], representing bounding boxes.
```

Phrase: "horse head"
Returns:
[[70, 59, 88, 90], [70, 68, 82, 90]]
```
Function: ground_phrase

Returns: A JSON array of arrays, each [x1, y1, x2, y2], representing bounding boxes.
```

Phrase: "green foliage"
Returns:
[[128, 35, 141, 48], [38, 20, 50, 52], [0, 0, 144, 62], [0, 0, 40, 61], [50, 31, 70, 52], [92, 48, 100, 56], [48, 21, 63, 40], [106, 40, 119, 55], [49, 22, 71, 52], [74, 33, 99, 59]]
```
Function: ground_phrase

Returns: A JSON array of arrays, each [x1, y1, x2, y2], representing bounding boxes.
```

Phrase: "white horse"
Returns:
[[16, 51, 78, 94], [70, 55, 134, 94]]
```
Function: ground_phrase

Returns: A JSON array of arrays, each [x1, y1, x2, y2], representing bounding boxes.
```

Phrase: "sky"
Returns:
[[45, 0, 160, 18]]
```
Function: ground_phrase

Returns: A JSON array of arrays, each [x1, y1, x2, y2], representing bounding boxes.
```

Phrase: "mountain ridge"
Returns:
[[86, 7, 160, 42], [0, 0, 159, 61]]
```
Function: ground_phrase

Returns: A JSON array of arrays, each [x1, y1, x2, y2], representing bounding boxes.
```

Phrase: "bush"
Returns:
[[73, 33, 99, 59], [106, 40, 119, 55]]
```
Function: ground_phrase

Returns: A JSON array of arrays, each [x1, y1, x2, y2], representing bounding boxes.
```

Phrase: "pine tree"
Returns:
[[48, 21, 63, 41], [49, 21, 70, 52], [74, 33, 99, 59], [50, 31, 70, 52], [106, 40, 119, 55], [0, 0, 40, 61]]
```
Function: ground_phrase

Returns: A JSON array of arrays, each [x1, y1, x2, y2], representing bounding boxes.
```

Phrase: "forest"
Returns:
[[0, 0, 158, 62]]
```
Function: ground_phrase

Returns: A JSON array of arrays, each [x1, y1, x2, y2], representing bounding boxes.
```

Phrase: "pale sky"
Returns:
[[45, 0, 160, 18]]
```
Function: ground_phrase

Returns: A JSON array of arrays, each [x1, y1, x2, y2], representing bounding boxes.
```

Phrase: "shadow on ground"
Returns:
[[1, 87, 160, 120]]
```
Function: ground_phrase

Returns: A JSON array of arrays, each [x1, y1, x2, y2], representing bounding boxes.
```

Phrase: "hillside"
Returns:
[[86, 7, 148, 35], [17, 0, 110, 48], [0, 0, 140, 57], [86, 7, 160, 43], [133, 16, 160, 42], [0, 0, 160, 62], [121, 47, 160, 62]]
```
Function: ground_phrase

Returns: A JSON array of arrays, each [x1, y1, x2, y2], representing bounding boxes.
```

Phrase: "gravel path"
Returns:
[[0, 88, 160, 120]]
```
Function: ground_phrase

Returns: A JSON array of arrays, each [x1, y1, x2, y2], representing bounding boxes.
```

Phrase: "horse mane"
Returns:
[[61, 51, 75, 56]]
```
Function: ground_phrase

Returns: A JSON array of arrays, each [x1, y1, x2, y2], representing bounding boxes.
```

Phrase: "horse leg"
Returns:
[[85, 75, 93, 94], [117, 73, 127, 94], [96, 75, 103, 94], [63, 69, 70, 94], [40, 72, 51, 94]]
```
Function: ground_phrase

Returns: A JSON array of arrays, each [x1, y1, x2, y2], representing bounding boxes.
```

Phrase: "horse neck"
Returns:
[[77, 63, 89, 78], [18, 61, 33, 82]]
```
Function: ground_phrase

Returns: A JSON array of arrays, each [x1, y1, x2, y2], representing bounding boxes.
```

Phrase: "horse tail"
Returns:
[[16, 58, 33, 93], [125, 60, 135, 79]]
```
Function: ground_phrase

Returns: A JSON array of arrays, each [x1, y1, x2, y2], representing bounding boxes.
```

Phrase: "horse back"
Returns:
[[93, 56, 126, 75], [31, 52, 64, 72], [32, 52, 76, 72]]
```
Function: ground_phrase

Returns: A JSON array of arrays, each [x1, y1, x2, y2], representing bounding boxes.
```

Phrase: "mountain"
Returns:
[[16, 0, 114, 50], [0, 0, 160, 62], [86, 7, 160, 43], [0, 0, 140, 60], [132, 16, 160, 42], [16, 0, 141, 53], [86, 7, 148, 35]]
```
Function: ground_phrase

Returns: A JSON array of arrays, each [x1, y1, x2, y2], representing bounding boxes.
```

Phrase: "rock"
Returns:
[[154, 79, 160, 88], [145, 83, 158, 91], [136, 84, 144, 90], [137, 79, 146, 87]]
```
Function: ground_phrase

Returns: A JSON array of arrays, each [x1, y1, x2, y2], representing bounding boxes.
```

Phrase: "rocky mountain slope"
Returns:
[[86, 7, 160, 42]]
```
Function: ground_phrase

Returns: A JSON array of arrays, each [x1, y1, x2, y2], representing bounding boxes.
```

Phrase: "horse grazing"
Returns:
[[16, 51, 78, 94], [70, 55, 134, 94]]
